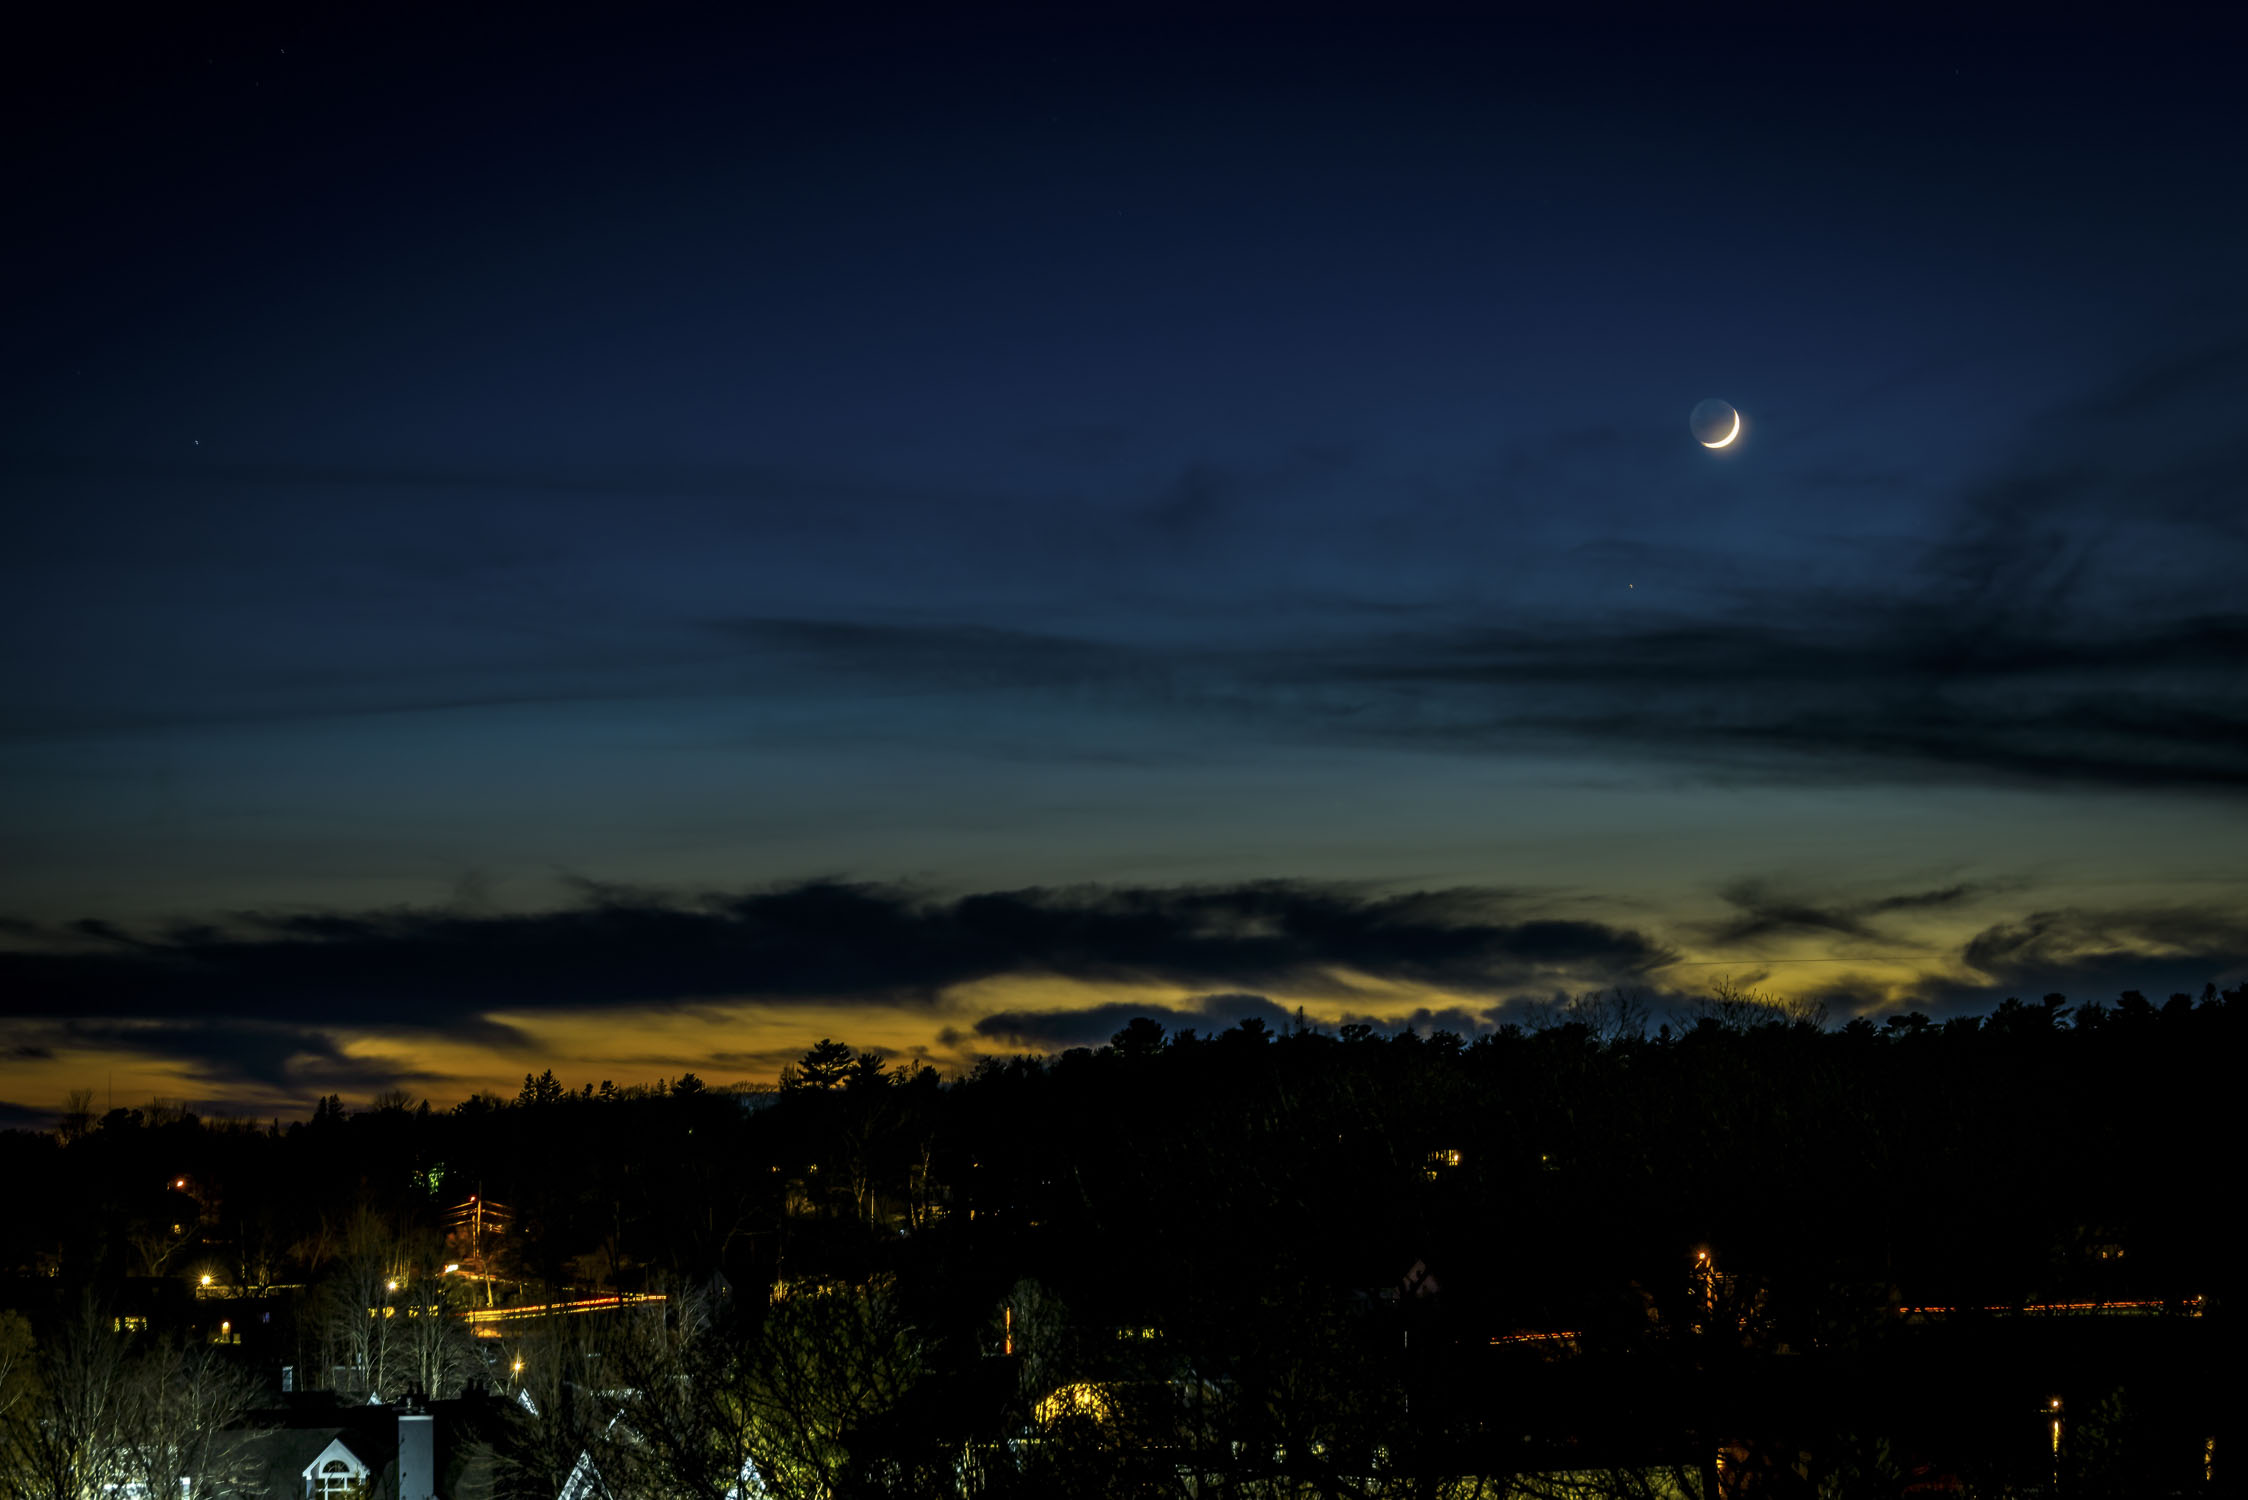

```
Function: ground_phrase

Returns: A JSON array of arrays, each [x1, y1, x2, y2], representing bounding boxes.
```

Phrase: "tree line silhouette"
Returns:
[[0, 983, 2233, 1497]]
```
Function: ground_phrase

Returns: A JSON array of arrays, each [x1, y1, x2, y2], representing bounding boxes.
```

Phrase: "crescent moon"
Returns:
[[1700, 409, 1741, 449]]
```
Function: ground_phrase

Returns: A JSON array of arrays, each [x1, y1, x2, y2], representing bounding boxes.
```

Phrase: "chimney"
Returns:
[[397, 1408, 436, 1500]]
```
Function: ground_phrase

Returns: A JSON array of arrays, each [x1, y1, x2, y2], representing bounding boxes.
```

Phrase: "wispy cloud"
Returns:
[[967, 992, 1293, 1051], [0, 880, 1672, 1032], [1698, 878, 1981, 949]]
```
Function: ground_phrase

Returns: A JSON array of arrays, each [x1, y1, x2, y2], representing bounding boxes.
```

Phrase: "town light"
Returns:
[[386, 1279, 400, 1292], [444, 1263, 460, 1274], [200, 1273, 212, 1287]]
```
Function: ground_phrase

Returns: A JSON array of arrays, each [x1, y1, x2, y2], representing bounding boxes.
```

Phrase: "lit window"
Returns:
[[314, 1458, 362, 1497]]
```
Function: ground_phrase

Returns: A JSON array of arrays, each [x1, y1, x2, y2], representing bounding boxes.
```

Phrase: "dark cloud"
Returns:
[[2, 1015, 445, 1102], [1954, 906, 2248, 1003], [969, 992, 1665, 1053], [1701, 879, 1978, 949], [687, 592, 2248, 797], [0, 1101, 54, 1131], [715, 618, 1143, 695], [1865, 885, 1977, 914], [0, 881, 1671, 1033], [971, 992, 1293, 1051], [54, 1021, 405, 1094], [1294, 605, 2248, 793], [1786, 904, 2248, 1022], [1337, 1004, 1502, 1037]]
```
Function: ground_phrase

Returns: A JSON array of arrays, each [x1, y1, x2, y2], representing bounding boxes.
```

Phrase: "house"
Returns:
[[233, 1393, 498, 1499]]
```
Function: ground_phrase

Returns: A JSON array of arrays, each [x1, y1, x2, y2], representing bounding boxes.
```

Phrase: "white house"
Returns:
[[238, 1396, 464, 1500]]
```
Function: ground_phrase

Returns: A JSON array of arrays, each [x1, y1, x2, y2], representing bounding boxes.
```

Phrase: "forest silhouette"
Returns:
[[0, 985, 2232, 1497]]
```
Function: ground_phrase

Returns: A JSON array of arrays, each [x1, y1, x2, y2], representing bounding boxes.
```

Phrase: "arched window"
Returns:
[[313, 1458, 362, 1497]]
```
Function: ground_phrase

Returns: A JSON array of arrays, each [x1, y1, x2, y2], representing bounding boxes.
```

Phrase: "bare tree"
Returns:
[[569, 1277, 930, 1500], [52, 1094, 94, 1148], [0, 1313, 39, 1498], [596, 1287, 755, 1500], [307, 1207, 444, 1399], [110, 1337, 267, 1500], [0, 1303, 130, 1500], [392, 1280, 484, 1402], [500, 1310, 629, 1500], [736, 1281, 928, 1497]]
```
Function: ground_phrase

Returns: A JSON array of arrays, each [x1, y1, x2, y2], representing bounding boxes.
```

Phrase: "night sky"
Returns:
[[4, 3, 2243, 1121]]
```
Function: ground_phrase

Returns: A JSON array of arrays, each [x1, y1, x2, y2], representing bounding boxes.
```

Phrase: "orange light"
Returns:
[[199, 1273, 212, 1287], [461, 1293, 667, 1325]]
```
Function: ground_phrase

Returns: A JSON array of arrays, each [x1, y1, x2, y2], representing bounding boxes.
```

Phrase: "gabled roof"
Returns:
[[301, 1435, 372, 1479], [234, 1406, 400, 1500], [232, 1393, 511, 1500]]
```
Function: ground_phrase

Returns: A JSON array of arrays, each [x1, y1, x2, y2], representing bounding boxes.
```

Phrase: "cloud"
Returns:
[[970, 992, 1295, 1051], [1291, 603, 2248, 792], [688, 334, 2248, 796], [1954, 906, 2248, 1001], [57, 1021, 416, 1094], [714, 617, 1144, 694], [12, 332, 2242, 804], [0, 1015, 444, 1102], [1338, 1003, 1506, 1036], [694, 590, 2248, 797], [1782, 903, 2248, 1022], [1700, 878, 1979, 949], [0, 1101, 54, 1131], [0, 881, 1672, 1036]]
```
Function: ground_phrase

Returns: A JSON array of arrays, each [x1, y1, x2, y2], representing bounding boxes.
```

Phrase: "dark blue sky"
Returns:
[[4, 3, 2244, 1115]]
